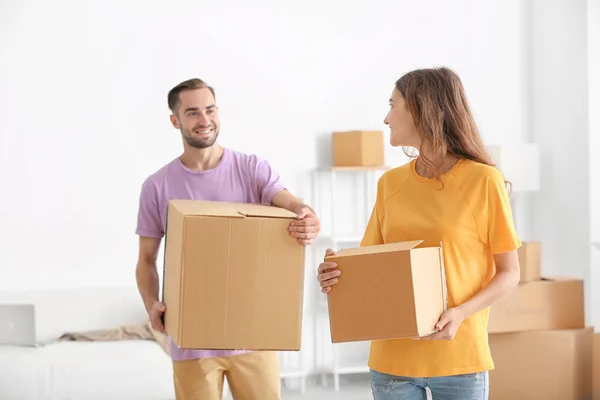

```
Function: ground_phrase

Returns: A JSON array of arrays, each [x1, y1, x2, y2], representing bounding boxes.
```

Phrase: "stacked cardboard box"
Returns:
[[331, 130, 385, 167], [488, 241, 593, 399]]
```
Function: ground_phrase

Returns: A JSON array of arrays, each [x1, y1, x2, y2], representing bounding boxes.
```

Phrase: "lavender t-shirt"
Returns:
[[135, 148, 286, 361]]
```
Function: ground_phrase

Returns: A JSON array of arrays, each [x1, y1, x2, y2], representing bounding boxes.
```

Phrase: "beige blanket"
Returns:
[[58, 320, 170, 356]]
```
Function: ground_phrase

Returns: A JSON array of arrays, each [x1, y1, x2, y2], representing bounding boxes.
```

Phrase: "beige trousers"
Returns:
[[172, 351, 281, 400]]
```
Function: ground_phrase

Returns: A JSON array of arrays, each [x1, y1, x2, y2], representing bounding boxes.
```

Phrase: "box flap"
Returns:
[[542, 276, 581, 282], [169, 200, 296, 219], [326, 240, 424, 259], [235, 203, 297, 219], [170, 200, 242, 217]]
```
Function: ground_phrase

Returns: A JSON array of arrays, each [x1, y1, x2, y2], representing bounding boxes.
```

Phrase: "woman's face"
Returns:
[[384, 88, 420, 148]]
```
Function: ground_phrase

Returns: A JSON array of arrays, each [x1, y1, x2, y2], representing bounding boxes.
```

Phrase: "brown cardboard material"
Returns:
[[162, 200, 306, 351], [488, 277, 584, 334], [594, 333, 600, 399], [331, 130, 385, 167], [517, 241, 541, 283], [489, 328, 593, 400], [325, 240, 447, 343]]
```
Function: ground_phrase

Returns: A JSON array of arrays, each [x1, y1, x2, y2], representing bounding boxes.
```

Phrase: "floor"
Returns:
[[222, 375, 373, 399], [224, 374, 434, 399], [282, 375, 373, 399]]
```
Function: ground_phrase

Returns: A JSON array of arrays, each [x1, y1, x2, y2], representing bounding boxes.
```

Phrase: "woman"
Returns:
[[317, 67, 521, 400]]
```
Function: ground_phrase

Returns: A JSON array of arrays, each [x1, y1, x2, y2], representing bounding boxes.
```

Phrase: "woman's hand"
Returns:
[[317, 248, 340, 293], [419, 249, 520, 341], [418, 307, 466, 341]]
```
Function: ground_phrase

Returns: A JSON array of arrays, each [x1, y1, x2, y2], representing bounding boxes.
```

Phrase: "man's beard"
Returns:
[[182, 126, 219, 149]]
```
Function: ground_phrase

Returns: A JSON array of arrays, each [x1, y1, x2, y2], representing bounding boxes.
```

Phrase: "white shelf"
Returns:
[[315, 235, 364, 245], [310, 166, 383, 392], [280, 369, 309, 378], [279, 352, 309, 394]]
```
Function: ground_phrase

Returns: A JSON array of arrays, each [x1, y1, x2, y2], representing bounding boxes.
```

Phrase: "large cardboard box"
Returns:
[[594, 333, 600, 399], [489, 328, 593, 400], [488, 277, 584, 334], [331, 130, 384, 167], [162, 200, 306, 350], [325, 240, 447, 343], [518, 241, 541, 283]]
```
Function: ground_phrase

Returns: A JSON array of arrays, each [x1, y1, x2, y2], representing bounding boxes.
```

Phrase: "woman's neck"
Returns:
[[415, 153, 459, 178]]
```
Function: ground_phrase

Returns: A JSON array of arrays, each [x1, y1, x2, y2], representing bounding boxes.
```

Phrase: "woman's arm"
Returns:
[[420, 249, 520, 341], [457, 250, 520, 318]]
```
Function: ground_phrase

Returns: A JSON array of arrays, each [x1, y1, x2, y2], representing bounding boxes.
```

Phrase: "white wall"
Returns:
[[530, 0, 592, 323], [588, 0, 600, 328], [0, 0, 528, 292]]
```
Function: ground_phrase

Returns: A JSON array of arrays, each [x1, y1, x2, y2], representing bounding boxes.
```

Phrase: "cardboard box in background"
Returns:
[[518, 241, 542, 283], [325, 240, 447, 343], [489, 328, 593, 400], [594, 333, 600, 400], [488, 277, 584, 334], [331, 130, 385, 167], [162, 200, 306, 351]]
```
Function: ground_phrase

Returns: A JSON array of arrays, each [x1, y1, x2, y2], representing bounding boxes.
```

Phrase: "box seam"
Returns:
[[178, 215, 185, 346], [439, 243, 448, 312]]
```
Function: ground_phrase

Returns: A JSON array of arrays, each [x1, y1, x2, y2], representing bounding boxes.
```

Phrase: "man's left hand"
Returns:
[[288, 205, 320, 245], [416, 307, 465, 341]]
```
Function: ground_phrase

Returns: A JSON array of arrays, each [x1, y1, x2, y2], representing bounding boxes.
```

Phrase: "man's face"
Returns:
[[170, 88, 220, 149]]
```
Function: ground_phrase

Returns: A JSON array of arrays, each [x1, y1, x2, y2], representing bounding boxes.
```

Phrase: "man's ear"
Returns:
[[170, 114, 179, 129]]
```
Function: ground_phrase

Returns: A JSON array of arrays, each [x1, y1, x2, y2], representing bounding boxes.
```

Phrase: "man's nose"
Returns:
[[198, 113, 210, 125]]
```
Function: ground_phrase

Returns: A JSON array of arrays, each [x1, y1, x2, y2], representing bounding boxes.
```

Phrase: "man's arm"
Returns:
[[271, 189, 312, 213], [272, 190, 320, 245], [135, 236, 166, 332]]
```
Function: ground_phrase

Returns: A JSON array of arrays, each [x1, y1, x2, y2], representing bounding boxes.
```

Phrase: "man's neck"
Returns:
[[179, 145, 225, 171]]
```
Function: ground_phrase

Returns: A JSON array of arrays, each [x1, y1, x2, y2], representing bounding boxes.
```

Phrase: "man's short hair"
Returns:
[[167, 78, 215, 113]]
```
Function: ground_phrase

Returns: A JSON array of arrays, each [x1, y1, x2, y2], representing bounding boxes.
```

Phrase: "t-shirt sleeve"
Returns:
[[251, 156, 287, 205], [486, 170, 522, 254], [135, 180, 164, 239], [360, 178, 385, 247]]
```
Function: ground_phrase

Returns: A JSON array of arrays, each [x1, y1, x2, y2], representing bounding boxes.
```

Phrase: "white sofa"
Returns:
[[0, 286, 181, 400], [0, 285, 316, 399]]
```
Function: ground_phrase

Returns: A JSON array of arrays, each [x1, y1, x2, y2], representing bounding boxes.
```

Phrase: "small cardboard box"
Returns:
[[518, 241, 541, 283], [489, 328, 593, 400], [331, 130, 384, 167], [488, 277, 584, 334], [162, 200, 306, 351], [325, 240, 447, 343]]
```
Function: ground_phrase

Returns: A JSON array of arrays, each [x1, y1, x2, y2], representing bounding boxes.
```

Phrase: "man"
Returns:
[[135, 78, 320, 400]]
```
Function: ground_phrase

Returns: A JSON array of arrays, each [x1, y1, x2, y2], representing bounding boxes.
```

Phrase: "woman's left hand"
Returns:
[[418, 307, 466, 341]]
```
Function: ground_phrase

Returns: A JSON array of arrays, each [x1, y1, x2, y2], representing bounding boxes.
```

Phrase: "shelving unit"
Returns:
[[279, 351, 309, 394], [309, 165, 389, 392]]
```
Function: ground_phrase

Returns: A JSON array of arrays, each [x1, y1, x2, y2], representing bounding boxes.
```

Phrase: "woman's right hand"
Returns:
[[317, 248, 341, 293]]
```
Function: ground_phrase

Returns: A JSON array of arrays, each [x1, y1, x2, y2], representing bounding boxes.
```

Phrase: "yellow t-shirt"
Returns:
[[361, 157, 521, 378]]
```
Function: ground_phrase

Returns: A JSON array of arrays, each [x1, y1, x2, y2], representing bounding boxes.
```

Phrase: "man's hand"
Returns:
[[417, 307, 465, 341], [149, 300, 167, 334], [288, 204, 320, 245]]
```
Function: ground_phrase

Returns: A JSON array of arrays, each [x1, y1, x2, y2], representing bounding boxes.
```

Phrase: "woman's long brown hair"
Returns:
[[396, 67, 499, 181]]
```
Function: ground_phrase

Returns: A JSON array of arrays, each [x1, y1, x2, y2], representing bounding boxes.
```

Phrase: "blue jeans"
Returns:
[[370, 369, 489, 400]]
